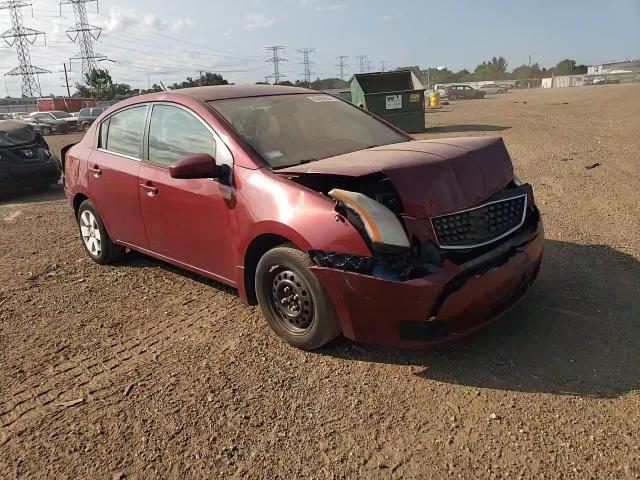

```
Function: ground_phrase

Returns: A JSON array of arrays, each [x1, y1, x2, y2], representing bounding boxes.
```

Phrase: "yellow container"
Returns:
[[429, 92, 440, 107]]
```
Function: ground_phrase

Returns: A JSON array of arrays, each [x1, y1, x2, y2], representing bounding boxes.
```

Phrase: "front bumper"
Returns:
[[312, 220, 544, 349]]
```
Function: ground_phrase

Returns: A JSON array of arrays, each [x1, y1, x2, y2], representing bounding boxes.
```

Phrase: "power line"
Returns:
[[298, 47, 314, 87], [336, 55, 348, 81], [265, 45, 286, 84], [0, 0, 49, 97], [60, 0, 112, 80]]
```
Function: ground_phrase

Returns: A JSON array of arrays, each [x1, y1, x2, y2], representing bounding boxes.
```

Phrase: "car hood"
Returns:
[[277, 137, 514, 218]]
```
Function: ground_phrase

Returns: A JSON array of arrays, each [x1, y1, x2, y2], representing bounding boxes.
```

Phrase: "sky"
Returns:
[[0, 0, 638, 96]]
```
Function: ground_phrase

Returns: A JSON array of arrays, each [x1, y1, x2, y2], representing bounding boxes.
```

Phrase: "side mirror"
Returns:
[[169, 153, 219, 179]]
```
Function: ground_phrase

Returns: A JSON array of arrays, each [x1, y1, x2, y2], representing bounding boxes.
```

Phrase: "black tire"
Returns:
[[41, 127, 51, 135], [83, 122, 90, 132], [255, 245, 341, 350], [76, 200, 125, 265]]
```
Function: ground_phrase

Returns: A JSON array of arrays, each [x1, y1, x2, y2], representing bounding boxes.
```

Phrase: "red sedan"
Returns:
[[63, 85, 544, 350]]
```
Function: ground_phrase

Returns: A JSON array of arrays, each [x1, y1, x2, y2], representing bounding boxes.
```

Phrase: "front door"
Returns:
[[88, 105, 149, 249], [138, 104, 236, 284]]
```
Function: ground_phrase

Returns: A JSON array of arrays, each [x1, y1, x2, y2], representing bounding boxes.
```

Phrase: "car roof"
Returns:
[[157, 84, 313, 102]]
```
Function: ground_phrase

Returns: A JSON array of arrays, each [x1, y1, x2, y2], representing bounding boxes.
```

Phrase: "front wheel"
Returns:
[[83, 123, 90, 132], [255, 246, 341, 350], [77, 200, 125, 264], [41, 127, 51, 135]]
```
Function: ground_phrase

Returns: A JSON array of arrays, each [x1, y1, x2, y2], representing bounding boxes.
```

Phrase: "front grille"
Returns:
[[431, 195, 527, 249]]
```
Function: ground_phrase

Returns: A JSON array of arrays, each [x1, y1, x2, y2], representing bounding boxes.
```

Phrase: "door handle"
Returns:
[[89, 165, 102, 177], [140, 183, 158, 196]]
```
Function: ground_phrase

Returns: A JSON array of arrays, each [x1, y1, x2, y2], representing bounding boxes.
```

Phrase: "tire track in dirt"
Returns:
[[0, 288, 242, 447]]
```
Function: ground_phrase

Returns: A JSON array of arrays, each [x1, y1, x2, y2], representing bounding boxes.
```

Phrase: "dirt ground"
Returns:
[[1, 83, 639, 479]]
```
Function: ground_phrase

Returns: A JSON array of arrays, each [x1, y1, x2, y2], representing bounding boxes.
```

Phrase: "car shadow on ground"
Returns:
[[0, 184, 65, 206], [324, 240, 640, 399], [427, 124, 512, 133]]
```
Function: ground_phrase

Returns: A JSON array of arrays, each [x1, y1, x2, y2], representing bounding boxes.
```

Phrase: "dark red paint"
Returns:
[[64, 85, 543, 349]]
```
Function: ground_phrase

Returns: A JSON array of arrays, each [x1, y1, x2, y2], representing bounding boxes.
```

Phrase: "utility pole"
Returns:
[[0, 0, 50, 98], [298, 48, 315, 87], [381, 61, 387, 72], [336, 56, 348, 81], [356, 55, 367, 73], [60, 0, 111, 81], [366, 60, 372, 73], [60, 62, 71, 96], [265, 46, 286, 84]]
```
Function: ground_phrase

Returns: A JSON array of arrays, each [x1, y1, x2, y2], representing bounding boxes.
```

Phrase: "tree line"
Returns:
[[413, 57, 588, 86]]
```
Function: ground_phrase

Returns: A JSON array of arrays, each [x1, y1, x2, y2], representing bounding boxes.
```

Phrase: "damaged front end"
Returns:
[[297, 175, 543, 348]]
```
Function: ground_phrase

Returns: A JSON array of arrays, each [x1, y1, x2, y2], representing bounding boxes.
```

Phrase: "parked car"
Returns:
[[7, 112, 29, 121], [77, 107, 106, 132], [432, 84, 448, 98], [446, 84, 486, 100], [64, 85, 544, 350], [0, 113, 11, 120], [29, 111, 80, 135], [476, 84, 506, 94], [0, 120, 60, 193]]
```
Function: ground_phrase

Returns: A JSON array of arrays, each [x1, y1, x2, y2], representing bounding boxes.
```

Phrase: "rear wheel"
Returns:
[[256, 245, 341, 350], [77, 200, 125, 264], [41, 126, 51, 135], [83, 122, 90, 132]]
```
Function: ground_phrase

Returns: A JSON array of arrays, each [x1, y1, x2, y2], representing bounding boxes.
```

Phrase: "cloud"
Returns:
[[243, 13, 275, 32], [96, 7, 194, 34], [380, 12, 403, 22], [299, 0, 350, 11]]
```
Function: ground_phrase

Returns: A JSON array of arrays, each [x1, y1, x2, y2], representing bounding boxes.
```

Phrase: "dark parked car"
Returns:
[[29, 111, 80, 135], [0, 120, 60, 193], [63, 85, 543, 350], [446, 84, 486, 100], [77, 107, 106, 132]]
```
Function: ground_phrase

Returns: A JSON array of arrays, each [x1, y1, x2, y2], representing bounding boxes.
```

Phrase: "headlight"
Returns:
[[328, 188, 410, 248]]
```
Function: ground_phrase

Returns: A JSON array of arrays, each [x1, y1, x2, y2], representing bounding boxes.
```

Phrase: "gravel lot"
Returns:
[[1, 83, 639, 479]]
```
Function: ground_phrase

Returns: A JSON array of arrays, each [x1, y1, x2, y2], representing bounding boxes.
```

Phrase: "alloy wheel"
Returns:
[[80, 210, 102, 256]]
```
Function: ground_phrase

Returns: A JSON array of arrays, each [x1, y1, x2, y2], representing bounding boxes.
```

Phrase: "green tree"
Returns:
[[511, 63, 542, 80], [474, 56, 509, 81], [170, 72, 229, 90], [81, 68, 115, 100], [555, 59, 587, 75]]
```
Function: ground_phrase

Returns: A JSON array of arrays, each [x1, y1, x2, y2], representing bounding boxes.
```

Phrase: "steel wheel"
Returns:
[[270, 268, 314, 334], [80, 210, 102, 256]]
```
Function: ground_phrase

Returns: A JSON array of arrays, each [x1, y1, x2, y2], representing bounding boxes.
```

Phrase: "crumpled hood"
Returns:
[[278, 137, 514, 218]]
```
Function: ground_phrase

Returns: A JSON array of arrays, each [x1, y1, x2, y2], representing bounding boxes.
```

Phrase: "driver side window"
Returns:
[[148, 105, 216, 168]]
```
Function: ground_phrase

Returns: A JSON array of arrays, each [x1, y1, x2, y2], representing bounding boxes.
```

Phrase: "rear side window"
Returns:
[[105, 106, 147, 158], [79, 108, 90, 117], [148, 104, 215, 167]]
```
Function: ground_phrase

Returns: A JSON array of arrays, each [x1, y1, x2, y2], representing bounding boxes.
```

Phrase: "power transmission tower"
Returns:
[[265, 46, 286, 84], [336, 56, 348, 81], [356, 55, 367, 73], [60, 0, 109, 80], [0, 0, 49, 98], [298, 48, 315, 87]]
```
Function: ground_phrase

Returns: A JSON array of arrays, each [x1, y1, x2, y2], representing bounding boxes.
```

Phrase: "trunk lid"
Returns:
[[277, 137, 514, 218]]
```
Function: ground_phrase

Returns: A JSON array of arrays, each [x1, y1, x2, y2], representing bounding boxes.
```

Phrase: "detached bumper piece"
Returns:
[[311, 218, 544, 349]]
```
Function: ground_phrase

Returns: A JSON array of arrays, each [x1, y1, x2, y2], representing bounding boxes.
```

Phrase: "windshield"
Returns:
[[210, 94, 408, 169], [50, 111, 72, 119]]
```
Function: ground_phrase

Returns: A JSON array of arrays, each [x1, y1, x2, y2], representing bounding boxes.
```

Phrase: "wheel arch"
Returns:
[[241, 232, 305, 306]]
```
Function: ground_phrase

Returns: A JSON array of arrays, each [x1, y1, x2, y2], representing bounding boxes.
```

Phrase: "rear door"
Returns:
[[88, 104, 149, 249], [138, 103, 235, 282]]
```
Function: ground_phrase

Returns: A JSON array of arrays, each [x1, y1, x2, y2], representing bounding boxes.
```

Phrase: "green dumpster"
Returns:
[[350, 70, 426, 133]]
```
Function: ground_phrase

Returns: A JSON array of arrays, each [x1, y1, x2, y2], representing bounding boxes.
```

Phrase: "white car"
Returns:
[[476, 84, 506, 94], [431, 84, 448, 98]]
